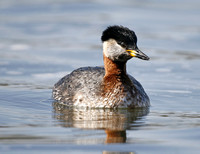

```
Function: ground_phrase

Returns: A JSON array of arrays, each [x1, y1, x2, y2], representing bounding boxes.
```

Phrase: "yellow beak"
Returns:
[[126, 49, 149, 60], [126, 50, 137, 57]]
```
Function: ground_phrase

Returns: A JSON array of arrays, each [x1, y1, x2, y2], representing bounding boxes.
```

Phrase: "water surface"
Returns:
[[0, 0, 200, 153]]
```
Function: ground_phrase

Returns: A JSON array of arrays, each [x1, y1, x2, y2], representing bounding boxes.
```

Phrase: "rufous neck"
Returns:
[[103, 54, 127, 76]]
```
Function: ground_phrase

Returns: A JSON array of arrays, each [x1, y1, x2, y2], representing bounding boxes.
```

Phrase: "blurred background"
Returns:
[[0, 0, 200, 153], [0, 0, 199, 88]]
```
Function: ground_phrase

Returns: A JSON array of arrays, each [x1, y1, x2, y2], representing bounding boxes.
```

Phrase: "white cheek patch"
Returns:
[[103, 41, 109, 58], [103, 39, 125, 60]]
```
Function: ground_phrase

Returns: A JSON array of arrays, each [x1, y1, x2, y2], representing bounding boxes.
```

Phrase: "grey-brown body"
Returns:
[[53, 66, 150, 108]]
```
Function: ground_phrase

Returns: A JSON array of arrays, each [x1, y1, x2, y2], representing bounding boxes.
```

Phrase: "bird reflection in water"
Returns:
[[53, 102, 149, 144]]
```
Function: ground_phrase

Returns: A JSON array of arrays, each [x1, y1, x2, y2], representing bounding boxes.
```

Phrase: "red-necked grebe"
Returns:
[[53, 25, 150, 108]]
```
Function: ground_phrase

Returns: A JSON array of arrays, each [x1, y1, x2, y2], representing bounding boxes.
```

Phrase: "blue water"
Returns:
[[0, 0, 200, 153]]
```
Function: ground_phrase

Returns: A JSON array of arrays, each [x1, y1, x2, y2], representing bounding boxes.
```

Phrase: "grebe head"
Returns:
[[101, 25, 149, 62]]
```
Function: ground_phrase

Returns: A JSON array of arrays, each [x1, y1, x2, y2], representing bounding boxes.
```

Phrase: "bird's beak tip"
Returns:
[[127, 49, 150, 61]]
